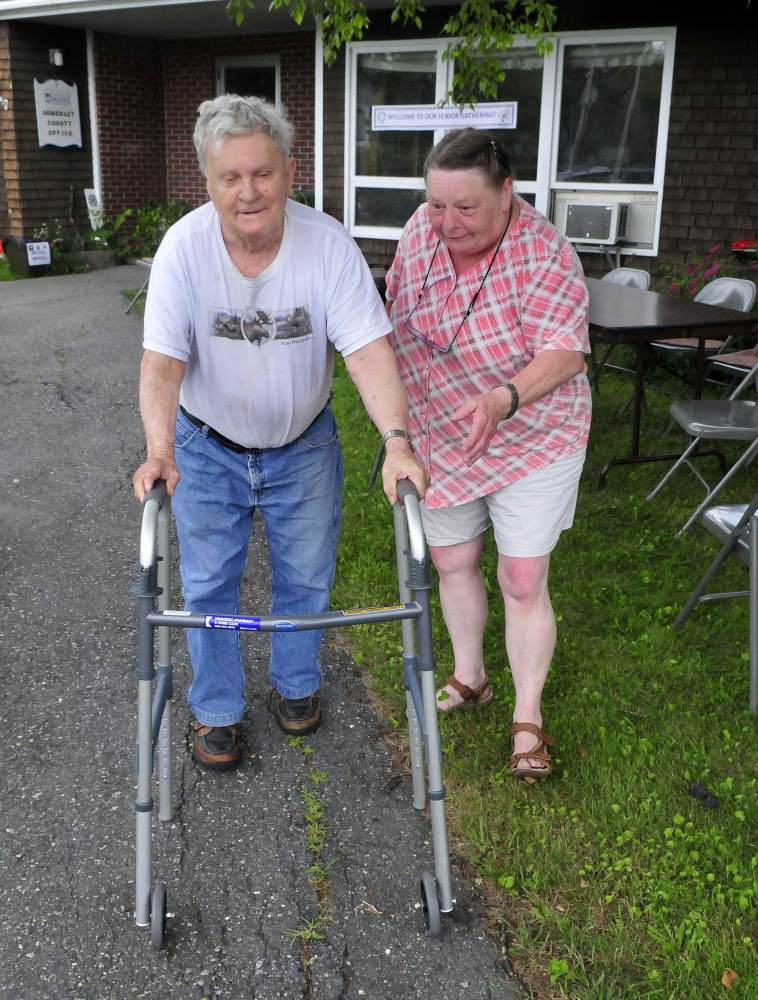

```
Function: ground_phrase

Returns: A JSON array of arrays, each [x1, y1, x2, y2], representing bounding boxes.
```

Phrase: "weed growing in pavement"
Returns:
[[330, 353, 758, 998], [283, 739, 338, 976]]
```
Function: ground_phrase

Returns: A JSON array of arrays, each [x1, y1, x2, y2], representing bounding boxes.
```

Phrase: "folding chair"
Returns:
[[636, 277, 757, 403], [588, 267, 651, 390], [125, 257, 153, 315], [709, 346, 758, 397], [673, 492, 758, 713], [646, 359, 758, 534]]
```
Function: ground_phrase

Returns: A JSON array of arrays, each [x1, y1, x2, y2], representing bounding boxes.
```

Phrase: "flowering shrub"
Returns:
[[119, 200, 191, 260], [32, 220, 88, 274], [32, 210, 132, 274], [656, 244, 758, 299]]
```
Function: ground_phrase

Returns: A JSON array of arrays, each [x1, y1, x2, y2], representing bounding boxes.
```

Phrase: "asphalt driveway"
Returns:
[[0, 265, 519, 1000]]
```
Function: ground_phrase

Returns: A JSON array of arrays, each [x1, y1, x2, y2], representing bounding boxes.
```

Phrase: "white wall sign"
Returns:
[[27, 242, 51, 266], [34, 78, 82, 148], [371, 102, 518, 132]]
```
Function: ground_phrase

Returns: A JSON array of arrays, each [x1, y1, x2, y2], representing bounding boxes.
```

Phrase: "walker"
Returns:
[[133, 478, 453, 949]]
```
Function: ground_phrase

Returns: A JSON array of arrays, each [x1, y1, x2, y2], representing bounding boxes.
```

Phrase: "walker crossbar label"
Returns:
[[343, 604, 405, 615], [204, 615, 262, 630]]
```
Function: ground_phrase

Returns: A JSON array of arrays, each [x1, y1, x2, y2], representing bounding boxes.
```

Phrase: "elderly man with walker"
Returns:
[[133, 95, 426, 770]]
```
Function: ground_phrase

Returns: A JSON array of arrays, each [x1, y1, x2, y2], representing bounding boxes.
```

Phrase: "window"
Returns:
[[345, 28, 676, 256], [216, 57, 281, 107], [346, 40, 451, 236], [556, 41, 665, 184], [489, 47, 545, 184]]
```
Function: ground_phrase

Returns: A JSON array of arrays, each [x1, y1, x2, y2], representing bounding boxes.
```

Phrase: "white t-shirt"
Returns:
[[143, 199, 391, 449]]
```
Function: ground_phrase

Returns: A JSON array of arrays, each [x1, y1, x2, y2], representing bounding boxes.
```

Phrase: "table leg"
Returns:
[[598, 336, 724, 487]]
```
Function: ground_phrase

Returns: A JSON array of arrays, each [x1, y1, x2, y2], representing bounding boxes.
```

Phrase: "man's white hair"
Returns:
[[194, 94, 294, 177]]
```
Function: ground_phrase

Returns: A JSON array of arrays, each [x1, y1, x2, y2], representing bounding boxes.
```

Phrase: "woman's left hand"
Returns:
[[452, 387, 512, 467]]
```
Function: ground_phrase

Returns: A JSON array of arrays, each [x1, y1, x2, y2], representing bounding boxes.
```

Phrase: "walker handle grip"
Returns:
[[396, 479, 425, 561], [396, 478, 419, 504], [142, 479, 168, 509]]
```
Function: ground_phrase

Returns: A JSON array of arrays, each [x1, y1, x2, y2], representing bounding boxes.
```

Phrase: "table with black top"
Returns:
[[587, 277, 757, 485]]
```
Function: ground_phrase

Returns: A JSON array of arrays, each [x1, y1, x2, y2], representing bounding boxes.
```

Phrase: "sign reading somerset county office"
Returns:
[[371, 103, 517, 131], [34, 78, 82, 148]]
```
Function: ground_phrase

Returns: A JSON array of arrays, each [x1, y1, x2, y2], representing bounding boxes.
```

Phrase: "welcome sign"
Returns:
[[371, 102, 517, 131], [34, 78, 82, 148]]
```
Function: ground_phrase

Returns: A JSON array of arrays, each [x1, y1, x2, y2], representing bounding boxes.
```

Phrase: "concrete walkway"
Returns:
[[0, 266, 519, 1000]]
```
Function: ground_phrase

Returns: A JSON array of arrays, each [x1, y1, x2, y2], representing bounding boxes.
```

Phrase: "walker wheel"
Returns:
[[150, 881, 167, 951], [419, 870, 442, 938]]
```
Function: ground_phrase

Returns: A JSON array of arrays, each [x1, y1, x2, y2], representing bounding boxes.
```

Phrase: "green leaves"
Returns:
[[227, 0, 556, 96], [226, 0, 255, 27], [441, 0, 556, 106]]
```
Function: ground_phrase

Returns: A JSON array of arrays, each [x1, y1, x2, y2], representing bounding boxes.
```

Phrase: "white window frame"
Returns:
[[344, 27, 676, 255], [216, 56, 281, 108], [344, 39, 453, 239], [546, 27, 676, 256]]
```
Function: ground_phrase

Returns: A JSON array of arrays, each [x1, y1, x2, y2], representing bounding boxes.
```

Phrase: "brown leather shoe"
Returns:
[[192, 722, 241, 770], [275, 693, 321, 736]]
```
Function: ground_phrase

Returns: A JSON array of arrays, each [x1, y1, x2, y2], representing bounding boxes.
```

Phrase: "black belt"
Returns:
[[179, 406, 256, 454]]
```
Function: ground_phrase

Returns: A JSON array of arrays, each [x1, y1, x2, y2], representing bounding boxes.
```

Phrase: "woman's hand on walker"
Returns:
[[453, 388, 512, 467], [381, 439, 429, 504]]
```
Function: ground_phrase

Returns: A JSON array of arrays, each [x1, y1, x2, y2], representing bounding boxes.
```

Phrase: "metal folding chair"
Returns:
[[673, 492, 758, 713], [125, 257, 153, 315], [642, 277, 757, 393], [646, 359, 758, 534], [589, 267, 651, 390]]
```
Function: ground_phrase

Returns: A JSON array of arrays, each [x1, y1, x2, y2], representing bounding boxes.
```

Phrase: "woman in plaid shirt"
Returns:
[[385, 129, 591, 779]]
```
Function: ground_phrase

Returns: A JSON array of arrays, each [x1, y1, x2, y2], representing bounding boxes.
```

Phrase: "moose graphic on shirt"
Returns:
[[211, 306, 313, 346]]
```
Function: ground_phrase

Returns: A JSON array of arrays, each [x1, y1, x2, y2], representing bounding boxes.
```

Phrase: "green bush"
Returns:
[[119, 200, 192, 260], [290, 188, 316, 208], [30, 211, 131, 274]]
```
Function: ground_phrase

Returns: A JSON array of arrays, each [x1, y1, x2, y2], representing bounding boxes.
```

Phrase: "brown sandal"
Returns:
[[509, 722, 554, 779], [436, 674, 494, 713]]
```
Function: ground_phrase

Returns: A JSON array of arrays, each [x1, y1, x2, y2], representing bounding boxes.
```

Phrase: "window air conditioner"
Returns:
[[564, 202, 629, 245]]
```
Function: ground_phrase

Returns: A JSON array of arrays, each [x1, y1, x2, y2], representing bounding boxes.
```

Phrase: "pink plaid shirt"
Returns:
[[386, 198, 591, 509]]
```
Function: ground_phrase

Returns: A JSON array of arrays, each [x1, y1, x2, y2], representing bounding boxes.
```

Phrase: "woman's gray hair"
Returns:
[[424, 128, 511, 190], [194, 95, 294, 176]]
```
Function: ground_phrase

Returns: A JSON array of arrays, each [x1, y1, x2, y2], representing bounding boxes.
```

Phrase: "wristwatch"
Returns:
[[502, 382, 519, 419], [381, 429, 414, 450]]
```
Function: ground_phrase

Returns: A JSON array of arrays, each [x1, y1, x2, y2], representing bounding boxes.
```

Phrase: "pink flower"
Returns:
[[668, 283, 678, 292], [685, 266, 695, 274], [689, 288, 697, 296], [703, 264, 721, 278], [690, 278, 699, 286], [709, 244, 722, 253]]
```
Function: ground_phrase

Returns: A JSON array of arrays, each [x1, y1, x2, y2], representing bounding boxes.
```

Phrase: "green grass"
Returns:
[[122, 288, 146, 315], [0, 256, 23, 281], [330, 353, 758, 999]]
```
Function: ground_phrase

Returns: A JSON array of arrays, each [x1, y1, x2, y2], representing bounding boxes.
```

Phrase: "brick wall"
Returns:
[[322, 48, 344, 223], [94, 33, 167, 216], [659, 25, 758, 262], [161, 32, 316, 207], [4, 23, 92, 239]]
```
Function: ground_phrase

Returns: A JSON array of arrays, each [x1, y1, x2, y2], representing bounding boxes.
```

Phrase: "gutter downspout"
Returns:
[[86, 28, 101, 208], [314, 17, 323, 212]]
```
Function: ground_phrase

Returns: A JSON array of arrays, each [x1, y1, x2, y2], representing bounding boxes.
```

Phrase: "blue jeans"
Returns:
[[172, 406, 343, 726]]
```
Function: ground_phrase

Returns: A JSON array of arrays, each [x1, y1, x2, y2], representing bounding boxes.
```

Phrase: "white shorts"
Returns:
[[420, 446, 586, 558]]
